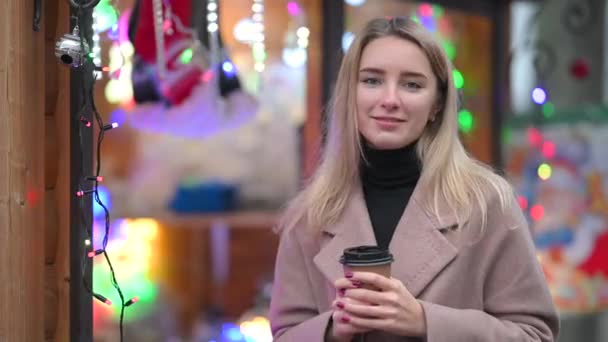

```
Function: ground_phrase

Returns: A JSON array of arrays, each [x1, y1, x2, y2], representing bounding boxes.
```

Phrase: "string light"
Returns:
[[453, 69, 464, 89], [532, 87, 547, 105], [93, 293, 112, 306], [458, 109, 474, 133], [102, 122, 119, 131], [65, 2, 136, 340], [252, 0, 266, 73], [207, 0, 219, 33]]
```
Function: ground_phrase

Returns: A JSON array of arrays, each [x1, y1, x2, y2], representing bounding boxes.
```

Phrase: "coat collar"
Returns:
[[313, 182, 459, 297]]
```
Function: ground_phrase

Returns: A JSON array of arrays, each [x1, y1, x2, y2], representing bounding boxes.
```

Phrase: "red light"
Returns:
[[527, 127, 543, 147], [97, 176, 103, 182], [27, 189, 40, 206], [76, 191, 84, 197], [542, 141, 556, 159], [88, 251, 95, 258], [530, 205, 544, 221], [102, 66, 110, 72], [517, 196, 528, 210]]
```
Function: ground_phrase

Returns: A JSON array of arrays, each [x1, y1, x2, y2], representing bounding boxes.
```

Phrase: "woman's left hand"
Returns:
[[335, 272, 427, 337]]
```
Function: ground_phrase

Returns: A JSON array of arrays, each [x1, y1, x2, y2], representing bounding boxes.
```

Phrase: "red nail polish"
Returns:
[[337, 301, 345, 309], [345, 272, 353, 278], [352, 280, 362, 287], [341, 316, 350, 323], [339, 288, 346, 296]]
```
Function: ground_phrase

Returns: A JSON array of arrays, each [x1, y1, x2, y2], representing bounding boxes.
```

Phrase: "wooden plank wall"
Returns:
[[0, 1, 46, 341], [44, 1, 71, 342]]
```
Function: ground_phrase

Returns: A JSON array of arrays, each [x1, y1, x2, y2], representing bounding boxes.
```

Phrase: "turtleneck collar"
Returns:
[[360, 141, 421, 189]]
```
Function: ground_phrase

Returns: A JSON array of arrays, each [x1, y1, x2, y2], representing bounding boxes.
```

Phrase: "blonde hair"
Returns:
[[278, 17, 512, 233]]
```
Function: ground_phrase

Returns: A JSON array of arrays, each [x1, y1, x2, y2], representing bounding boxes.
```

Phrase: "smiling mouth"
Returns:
[[372, 117, 406, 122]]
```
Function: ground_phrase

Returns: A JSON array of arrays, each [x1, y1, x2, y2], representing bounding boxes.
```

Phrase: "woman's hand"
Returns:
[[329, 277, 374, 341], [333, 271, 427, 338]]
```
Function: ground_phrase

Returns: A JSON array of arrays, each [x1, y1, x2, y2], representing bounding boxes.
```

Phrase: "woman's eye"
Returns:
[[361, 78, 381, 85], [402, 81, 421, 89]]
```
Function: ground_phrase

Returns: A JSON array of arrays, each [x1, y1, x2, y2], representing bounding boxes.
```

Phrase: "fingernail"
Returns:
[[336, 301, 345, 309], [352, 280, 362, 287], [341, 316, 350, 323], [345, 272, 353, 278], [339, 288, 346, 296]]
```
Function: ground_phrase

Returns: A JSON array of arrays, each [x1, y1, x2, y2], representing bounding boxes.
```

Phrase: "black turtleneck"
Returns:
[[361, 142, 421, 250]]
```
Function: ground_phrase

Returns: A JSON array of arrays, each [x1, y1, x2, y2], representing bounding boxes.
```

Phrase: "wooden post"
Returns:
[[0, 1, 46, 341], [44, 1, 72, 341]]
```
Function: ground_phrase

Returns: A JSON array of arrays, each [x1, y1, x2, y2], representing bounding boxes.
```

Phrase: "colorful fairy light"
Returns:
[[458, 109, 474, 133], [538, 163, 552, 180], [453, 69, 464, 89], [532, 87, 547, 105], [530, 204, 545, 221]]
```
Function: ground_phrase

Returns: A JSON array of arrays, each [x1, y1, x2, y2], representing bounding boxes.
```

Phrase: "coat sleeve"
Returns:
[[420, 196, 560, 342], [269, 226, 334, 341]]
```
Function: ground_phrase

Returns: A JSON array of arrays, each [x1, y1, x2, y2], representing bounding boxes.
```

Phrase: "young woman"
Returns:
[[269, 17, 559, 341]]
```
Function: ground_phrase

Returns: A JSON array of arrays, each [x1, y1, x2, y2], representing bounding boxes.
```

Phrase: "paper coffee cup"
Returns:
[[340, 246, 394, 288]]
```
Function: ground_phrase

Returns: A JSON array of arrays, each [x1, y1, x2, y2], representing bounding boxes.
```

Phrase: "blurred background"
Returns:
[[87, 0, 608, 341]]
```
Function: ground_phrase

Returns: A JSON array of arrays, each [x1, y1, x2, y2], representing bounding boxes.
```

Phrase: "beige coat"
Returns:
[[269, 184, 559, 341]]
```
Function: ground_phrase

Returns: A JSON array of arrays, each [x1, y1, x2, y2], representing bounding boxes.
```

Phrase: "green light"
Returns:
[[432, 5, 444, 17], [179, 48, 193, 64], [458, 109, 474, 133], [442, 41, 456, 61], [411, 15, 420, 23], [453, 69, 464, 89], [542, 102, 555, 118], [537, 163, 552, 180], [502, 128, 512, 145]]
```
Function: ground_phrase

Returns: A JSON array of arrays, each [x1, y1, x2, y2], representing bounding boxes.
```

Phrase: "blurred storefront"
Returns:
[[87, 0, 608, 341]]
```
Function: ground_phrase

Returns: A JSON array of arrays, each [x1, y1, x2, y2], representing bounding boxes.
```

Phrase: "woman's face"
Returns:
[[356, 36, 439, 150]]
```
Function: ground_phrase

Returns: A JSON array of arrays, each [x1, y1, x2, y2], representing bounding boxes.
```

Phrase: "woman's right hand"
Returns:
[[328, 278, 373, 341]]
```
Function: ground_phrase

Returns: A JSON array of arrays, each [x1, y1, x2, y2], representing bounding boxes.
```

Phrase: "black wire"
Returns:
[[71, 4, 128, 341]]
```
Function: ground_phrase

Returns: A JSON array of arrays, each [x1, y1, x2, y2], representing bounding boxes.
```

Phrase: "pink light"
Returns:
[[542, 141, 556, 159], [88, 251, 95, 258], [517, 196, 528, 210], [163, 19, 172, 32], [104, 299, 112, 306], [418, 3, 433, 17], [530, 205, 544, 221], [76, 191, 84, 197], [202, 70, 213, 82], [527, 127, 543, 147], [287, 2, 300, 16]]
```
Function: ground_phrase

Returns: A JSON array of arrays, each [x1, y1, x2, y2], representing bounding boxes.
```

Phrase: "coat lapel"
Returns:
[[313, 183, 459, 298]]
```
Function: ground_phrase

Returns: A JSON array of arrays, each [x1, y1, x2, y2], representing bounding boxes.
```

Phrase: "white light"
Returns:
[[254, 63, 265, 72], [253, 13, 263, 21], [233, 18, 257, 43], [296, 26, 310, 38], [282, 47, 307, 68], [207, 2, 217, 11], [342, 31, 355, 52], [207, 23, 219, 32], [297, 37, 309, 48], [252, 3, 264, 12], [344, 0, 366, 6], [207, 13, 218, 22]]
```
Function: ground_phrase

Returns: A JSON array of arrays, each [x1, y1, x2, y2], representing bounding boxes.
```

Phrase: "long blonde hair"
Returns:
[[279, 17, 512, 233]]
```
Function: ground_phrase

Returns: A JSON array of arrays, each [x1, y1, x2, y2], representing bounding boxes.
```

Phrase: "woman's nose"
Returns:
[[380, 88, 399, 111]]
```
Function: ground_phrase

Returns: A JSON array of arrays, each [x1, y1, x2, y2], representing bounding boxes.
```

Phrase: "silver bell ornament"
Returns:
[[55, 25, 89, 68]]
